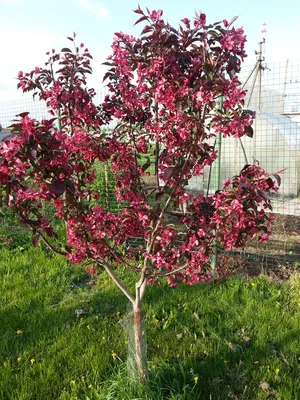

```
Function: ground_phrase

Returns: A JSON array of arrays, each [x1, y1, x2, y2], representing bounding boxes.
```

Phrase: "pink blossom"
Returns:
[[0, 9, 279, 293]]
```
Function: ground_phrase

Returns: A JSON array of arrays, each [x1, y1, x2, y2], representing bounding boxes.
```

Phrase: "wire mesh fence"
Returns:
[[0, 97, 48, 129], [242, 60, 300, 269], [188, 59, 300, 269], [0, 61, 299, 269]]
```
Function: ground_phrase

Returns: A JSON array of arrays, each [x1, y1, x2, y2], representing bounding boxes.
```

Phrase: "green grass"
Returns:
[[0, 247, 300, 399]]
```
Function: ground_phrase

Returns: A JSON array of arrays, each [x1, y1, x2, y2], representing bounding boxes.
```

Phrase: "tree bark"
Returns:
[[133, 300, 148, 380]]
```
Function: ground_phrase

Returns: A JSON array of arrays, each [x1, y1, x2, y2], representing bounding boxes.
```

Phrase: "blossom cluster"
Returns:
[[0, 8, 280, 287]]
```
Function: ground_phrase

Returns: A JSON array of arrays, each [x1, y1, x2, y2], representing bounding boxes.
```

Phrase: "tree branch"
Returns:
[[135, 265, 148, 303], [39, 232, 68, 256], [153, 262, 188, 277], [98, 259, 135, 304], [165, 210, 192, 217], [105, 242, 141, 273], [155, 141, 160, 192], [152, 145, 194, 235]]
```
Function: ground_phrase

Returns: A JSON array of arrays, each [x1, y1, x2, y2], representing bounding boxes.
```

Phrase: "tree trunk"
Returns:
[[133, 300, 148, 380]]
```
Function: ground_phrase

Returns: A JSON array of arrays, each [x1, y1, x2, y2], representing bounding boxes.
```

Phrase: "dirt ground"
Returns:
[[215, 213, 300, 280]]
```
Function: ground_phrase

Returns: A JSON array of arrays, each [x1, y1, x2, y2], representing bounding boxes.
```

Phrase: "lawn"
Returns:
[[0, 247, 300, 399]]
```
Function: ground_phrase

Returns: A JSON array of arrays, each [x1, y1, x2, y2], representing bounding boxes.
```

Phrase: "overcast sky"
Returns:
[[0, 0, 300, 102]]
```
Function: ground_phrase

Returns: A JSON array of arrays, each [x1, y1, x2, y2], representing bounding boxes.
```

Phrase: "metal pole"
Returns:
[[247, 63, 259, 108], [57, 109, 62, 132], [281, 59, 289, 115], [211, 97, 223, 270], [242, 63, 258, 89], [256, 36, 265, 111], [257, 41, 263, 111]]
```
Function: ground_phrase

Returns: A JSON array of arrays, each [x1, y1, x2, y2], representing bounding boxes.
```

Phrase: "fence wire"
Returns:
[[189, 60, 300, 269]]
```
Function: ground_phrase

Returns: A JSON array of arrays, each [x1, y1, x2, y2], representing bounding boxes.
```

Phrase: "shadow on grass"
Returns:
[[1, 256, 300, 399], [140, 280, 300, 399], [0, 277, 130, 400]]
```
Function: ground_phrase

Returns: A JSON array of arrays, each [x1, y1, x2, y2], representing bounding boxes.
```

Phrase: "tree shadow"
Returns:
[[1, 270, 299, 399], [142, 280, 300, 399]]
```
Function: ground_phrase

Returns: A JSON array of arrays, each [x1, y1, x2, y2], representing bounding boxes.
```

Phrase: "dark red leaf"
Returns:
[[141, 25, 152, 35], [43, 227, 52, 237], [276, 168, 287, 174], [227, 16, 238, 27], [266, 177, 274, 189], [133, 7, 144, 15], [33, 234, 41, 247], [273, 173, 281, 186], [142, 161, 151, 172], [244, 125, 253, 138], [257, 189, 268, 201], [48, 181, 65, 197], [2, 132, 18, 141], [102, 61, 116, 66], [65, 245, 72, 253], [16, 112, 30, 118], [102, 72, 112, 82], [134, 15, 149, 26]]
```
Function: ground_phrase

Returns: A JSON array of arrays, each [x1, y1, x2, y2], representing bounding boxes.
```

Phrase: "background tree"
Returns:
[[0, 8, 280, 380]]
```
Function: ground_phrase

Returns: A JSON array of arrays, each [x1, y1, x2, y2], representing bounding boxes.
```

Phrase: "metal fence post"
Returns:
[[211, 97, 223, 270]]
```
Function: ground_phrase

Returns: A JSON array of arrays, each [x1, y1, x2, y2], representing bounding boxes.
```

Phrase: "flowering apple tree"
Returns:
[[0, 8, 280, 379]]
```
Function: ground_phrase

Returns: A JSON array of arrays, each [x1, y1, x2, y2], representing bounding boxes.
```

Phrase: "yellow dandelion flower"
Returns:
[[88, 384, 92, 388], [30, 358, 35, 364], [153, 318, 159, 324], [194, 376, 199, 382], [251, 282, 256, 287], [17, 356, 22, 362], [111, 352, 117, 358], [71, 380, 76, 385], [16, 329, 22, 335]]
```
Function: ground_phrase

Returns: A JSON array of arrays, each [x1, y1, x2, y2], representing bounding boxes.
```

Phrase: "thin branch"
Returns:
[[165, 210, 192, 217], [238, 137, 249, 164], [153, 145, 194, 235], [98, 259, 135, 304], [105, 242, 141, 272], [39, 232, 68, 256], [154, 262, 188, 277], [135, 264, 148, 303], [132, 141, 148, 202], [155, 141, 160, 191], [138, 277, 148, 302], [146, 124, 203, 260], [206, 138, 216, 196]]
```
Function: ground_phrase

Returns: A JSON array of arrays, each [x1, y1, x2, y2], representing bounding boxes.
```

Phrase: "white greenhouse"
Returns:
[[188, 112, 300, 214]]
